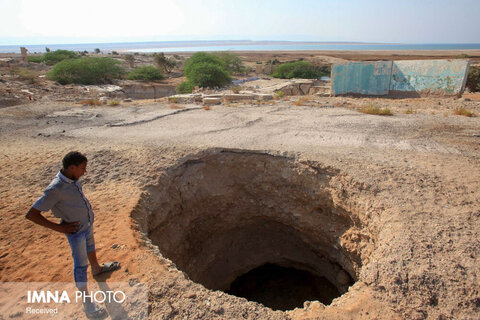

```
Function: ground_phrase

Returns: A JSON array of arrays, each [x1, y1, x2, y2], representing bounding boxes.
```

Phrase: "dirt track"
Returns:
[[0, 90, 479, 319]]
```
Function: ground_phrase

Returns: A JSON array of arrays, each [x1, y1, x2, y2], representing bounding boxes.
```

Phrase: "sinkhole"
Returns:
[[133, 150, 373, 311]]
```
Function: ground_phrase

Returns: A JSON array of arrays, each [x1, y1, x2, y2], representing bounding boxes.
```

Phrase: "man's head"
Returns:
[[62, 151, 88, 180]]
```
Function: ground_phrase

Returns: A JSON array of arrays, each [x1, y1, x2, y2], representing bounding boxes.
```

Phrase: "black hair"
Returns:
[[62, 151, 87, 170]]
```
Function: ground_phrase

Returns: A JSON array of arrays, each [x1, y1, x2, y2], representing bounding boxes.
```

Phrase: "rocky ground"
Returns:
[[0, 51, 479, 319]]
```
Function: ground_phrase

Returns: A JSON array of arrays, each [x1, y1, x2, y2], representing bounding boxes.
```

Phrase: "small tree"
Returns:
[[212, 52, 246, 74], [45, 47, 51, 53], [153, 53, 176, 73], [466, 66, 480, 92], [124, 54, 135, 68], [94, 48, 101, 54]]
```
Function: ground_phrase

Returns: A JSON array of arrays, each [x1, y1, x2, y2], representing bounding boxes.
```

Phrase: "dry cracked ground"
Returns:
[[0, 95, 479, 319]]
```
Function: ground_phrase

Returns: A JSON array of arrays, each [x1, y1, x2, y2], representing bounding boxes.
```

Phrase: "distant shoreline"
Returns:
[[1, 40, 480, 54]]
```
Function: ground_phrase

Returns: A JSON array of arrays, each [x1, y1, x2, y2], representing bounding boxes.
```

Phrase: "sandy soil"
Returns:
[[0, 51, 480, 319]]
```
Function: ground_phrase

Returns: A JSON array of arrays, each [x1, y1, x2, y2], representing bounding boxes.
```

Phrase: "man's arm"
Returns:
[[25, 207, 80, 234]]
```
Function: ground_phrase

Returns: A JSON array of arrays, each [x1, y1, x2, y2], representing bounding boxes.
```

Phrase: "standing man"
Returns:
[[26, 151, 120, 318]]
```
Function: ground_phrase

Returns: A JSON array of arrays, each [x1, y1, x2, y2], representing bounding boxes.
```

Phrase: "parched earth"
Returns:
[[0, 91, 479, 319]]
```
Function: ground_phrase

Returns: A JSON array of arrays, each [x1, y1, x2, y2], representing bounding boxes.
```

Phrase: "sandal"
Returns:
[[93, 261, 121, 276]]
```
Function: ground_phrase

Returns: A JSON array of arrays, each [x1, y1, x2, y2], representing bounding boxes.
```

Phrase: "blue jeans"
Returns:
[[65, 224, 95, 288]]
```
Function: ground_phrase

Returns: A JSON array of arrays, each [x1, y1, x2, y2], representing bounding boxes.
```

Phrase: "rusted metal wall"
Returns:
[[331, 59, 470, 97]]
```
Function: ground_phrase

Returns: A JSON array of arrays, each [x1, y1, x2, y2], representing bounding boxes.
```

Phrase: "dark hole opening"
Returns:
[[226, 263, 340, 311]]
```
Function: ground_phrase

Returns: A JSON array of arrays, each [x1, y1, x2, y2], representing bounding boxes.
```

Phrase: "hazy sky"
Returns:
[[1, 0, 479, 45]]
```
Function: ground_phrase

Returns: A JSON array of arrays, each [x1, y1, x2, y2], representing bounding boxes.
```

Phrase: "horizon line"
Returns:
[[2, 39, 480, 47]]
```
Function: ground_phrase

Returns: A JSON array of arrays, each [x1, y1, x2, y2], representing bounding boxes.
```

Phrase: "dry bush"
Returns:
[[358, 104, 393, 116], [294, 97, 310, 106], [405, 108, 415, 114], [108, 100, 120, 106], [169, 104, 185, 109], [202, 106, 211, 110], [453, 107, 475, 117], [79, 99, 103, 106], [170, 97, 179, 103], [230, 85, 242, 94], [9, 67, 39, 84]]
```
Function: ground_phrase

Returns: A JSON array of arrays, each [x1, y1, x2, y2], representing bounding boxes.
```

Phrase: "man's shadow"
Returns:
[[94, 272, 130, 320]]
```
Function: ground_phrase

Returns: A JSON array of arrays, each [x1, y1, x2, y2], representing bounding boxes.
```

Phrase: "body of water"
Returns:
[[1, 41, 480, 54]]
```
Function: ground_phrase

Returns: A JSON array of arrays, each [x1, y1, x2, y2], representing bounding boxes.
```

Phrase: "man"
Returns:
[[26, 151, 120, 318]]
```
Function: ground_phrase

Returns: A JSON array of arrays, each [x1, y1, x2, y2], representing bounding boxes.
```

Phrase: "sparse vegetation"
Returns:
[[453, 107, 475, 117], [79, 99, 103, 106], [169, 104, 184, 109], [126, 66, 164, 81], [9, 67, 39, 83], [176, 81, 195, 94], [169, 97, 179, 103], [272, 61, 329, 79], [108, 100, 121, 106], [358, 104, 393, 116], [47, 57, 125, 85], [275, 90, 285, 99], [202, 106, 211, 110], [466, 66, 480, 92], [294, 97, 310, 106], [405, 108, 415, 114]]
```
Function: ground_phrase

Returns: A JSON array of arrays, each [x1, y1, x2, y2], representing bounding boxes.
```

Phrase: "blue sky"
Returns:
[[0, 0, 479, 45]]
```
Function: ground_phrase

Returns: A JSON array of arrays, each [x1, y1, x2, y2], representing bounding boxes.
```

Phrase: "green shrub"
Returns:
[[47, 57, 125, 85], [126, 66, 164, 81], [43, 50, 79, 65], [186, 62, 231, 88], [176, 81, 195, 93], [272, 61, 329, 79], [28, 55, 45, 63], [184, 52, 231, 88], [184, 53, 227, 77], [466, 66, 480, 92]]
